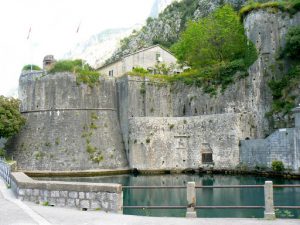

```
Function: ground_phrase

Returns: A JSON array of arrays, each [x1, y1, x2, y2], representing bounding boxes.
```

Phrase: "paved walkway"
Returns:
[[0, 178, 299, 225]]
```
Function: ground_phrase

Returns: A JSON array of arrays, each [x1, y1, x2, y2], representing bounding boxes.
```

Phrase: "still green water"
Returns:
[[37, 174, 300, 218]]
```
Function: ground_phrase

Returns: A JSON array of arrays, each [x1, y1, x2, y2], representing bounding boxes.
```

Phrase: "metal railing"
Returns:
[[0, 158, 11, 186], [123, 181, 300, 218]]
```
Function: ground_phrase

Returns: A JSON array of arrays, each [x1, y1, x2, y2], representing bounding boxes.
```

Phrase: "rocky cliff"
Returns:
[[64, 27, 137, 69], [106, 0, 252, 64], [150, 0, 179, 18]]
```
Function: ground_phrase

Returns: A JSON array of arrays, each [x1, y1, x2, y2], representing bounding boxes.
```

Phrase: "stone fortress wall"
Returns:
[[8, 10, 300, 171], [8, 72, 128, 171]]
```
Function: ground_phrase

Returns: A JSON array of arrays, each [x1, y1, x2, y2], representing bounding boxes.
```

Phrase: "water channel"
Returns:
[[36, 174, 300, 218]]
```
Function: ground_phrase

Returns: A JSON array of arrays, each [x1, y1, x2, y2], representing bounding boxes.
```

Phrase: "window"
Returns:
[[156, 53, 161, 62], [201, 143, 213, 164], [109, 70, 114, 77], [202, 153, 213, 164]]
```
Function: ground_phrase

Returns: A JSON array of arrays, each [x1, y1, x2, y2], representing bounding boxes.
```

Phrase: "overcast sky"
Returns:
[[0, 0, 154, 97]]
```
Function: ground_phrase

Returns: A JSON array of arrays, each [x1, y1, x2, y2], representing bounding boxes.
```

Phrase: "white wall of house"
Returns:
[[98, 60, 123, 78], [98, 45, 178, 78]]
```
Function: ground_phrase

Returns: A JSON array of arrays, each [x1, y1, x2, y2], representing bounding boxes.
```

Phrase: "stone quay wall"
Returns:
[[11, 172, 123, 213]]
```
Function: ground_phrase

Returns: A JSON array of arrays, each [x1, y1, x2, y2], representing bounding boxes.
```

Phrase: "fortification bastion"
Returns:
[[7, 72, 128, 171]]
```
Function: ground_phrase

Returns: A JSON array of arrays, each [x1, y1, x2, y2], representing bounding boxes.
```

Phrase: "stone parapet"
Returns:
[[11, 172, 123, 213]]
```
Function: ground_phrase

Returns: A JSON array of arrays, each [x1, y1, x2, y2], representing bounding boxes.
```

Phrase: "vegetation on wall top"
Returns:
[[239, 0, 300, 19], [48, 59, 100, 87], [22, 64, 42, 71]]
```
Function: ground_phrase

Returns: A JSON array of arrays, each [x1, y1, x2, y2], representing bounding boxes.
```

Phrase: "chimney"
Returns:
[[43, 55, 56, 70]]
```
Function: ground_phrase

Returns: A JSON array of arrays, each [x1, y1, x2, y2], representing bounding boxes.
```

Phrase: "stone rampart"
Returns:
[[11, 172, 122, 212]]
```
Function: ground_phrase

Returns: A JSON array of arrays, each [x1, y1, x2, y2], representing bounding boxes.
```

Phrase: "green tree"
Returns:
[[0, 96, 26, 138], [172, 5, 253, 68]]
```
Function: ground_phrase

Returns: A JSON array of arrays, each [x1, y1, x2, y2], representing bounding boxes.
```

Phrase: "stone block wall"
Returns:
[[240, 128, 300, 170], [128, 113, 253, 170], [11, 172, 123, 212]]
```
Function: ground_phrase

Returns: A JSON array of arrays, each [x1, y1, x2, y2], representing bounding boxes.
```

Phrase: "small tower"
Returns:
[[43, 55, 56, 70], [293, 106, 300, 128]]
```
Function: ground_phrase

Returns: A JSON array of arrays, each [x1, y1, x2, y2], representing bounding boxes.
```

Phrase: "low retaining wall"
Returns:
[[11, 172, 123, 213]]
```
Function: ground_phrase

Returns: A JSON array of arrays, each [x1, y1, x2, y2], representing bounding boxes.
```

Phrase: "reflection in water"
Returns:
[[36, 174, 300, 218]]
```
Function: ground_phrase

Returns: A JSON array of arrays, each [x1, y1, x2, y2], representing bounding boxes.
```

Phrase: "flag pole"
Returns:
[[76, 21, 84, 70], [27, 27, 32, 72]]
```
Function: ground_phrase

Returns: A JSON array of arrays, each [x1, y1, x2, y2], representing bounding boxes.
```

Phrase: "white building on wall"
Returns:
[[97, 45, 179, 77]]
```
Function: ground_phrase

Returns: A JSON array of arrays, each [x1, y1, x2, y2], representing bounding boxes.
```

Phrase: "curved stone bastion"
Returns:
[[7, 72, 128, 171]]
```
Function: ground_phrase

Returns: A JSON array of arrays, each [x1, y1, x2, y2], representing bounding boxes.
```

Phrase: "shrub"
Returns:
[[268, 65, 300, 115], [76, 70, 100, 87], [128, 67, 150, 77], [267, 26, 300, 122], [48, 59, 100, 87], [48, 59, 82, 73], [272, 160, 285, 172], [284, 26, 300, 59]]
